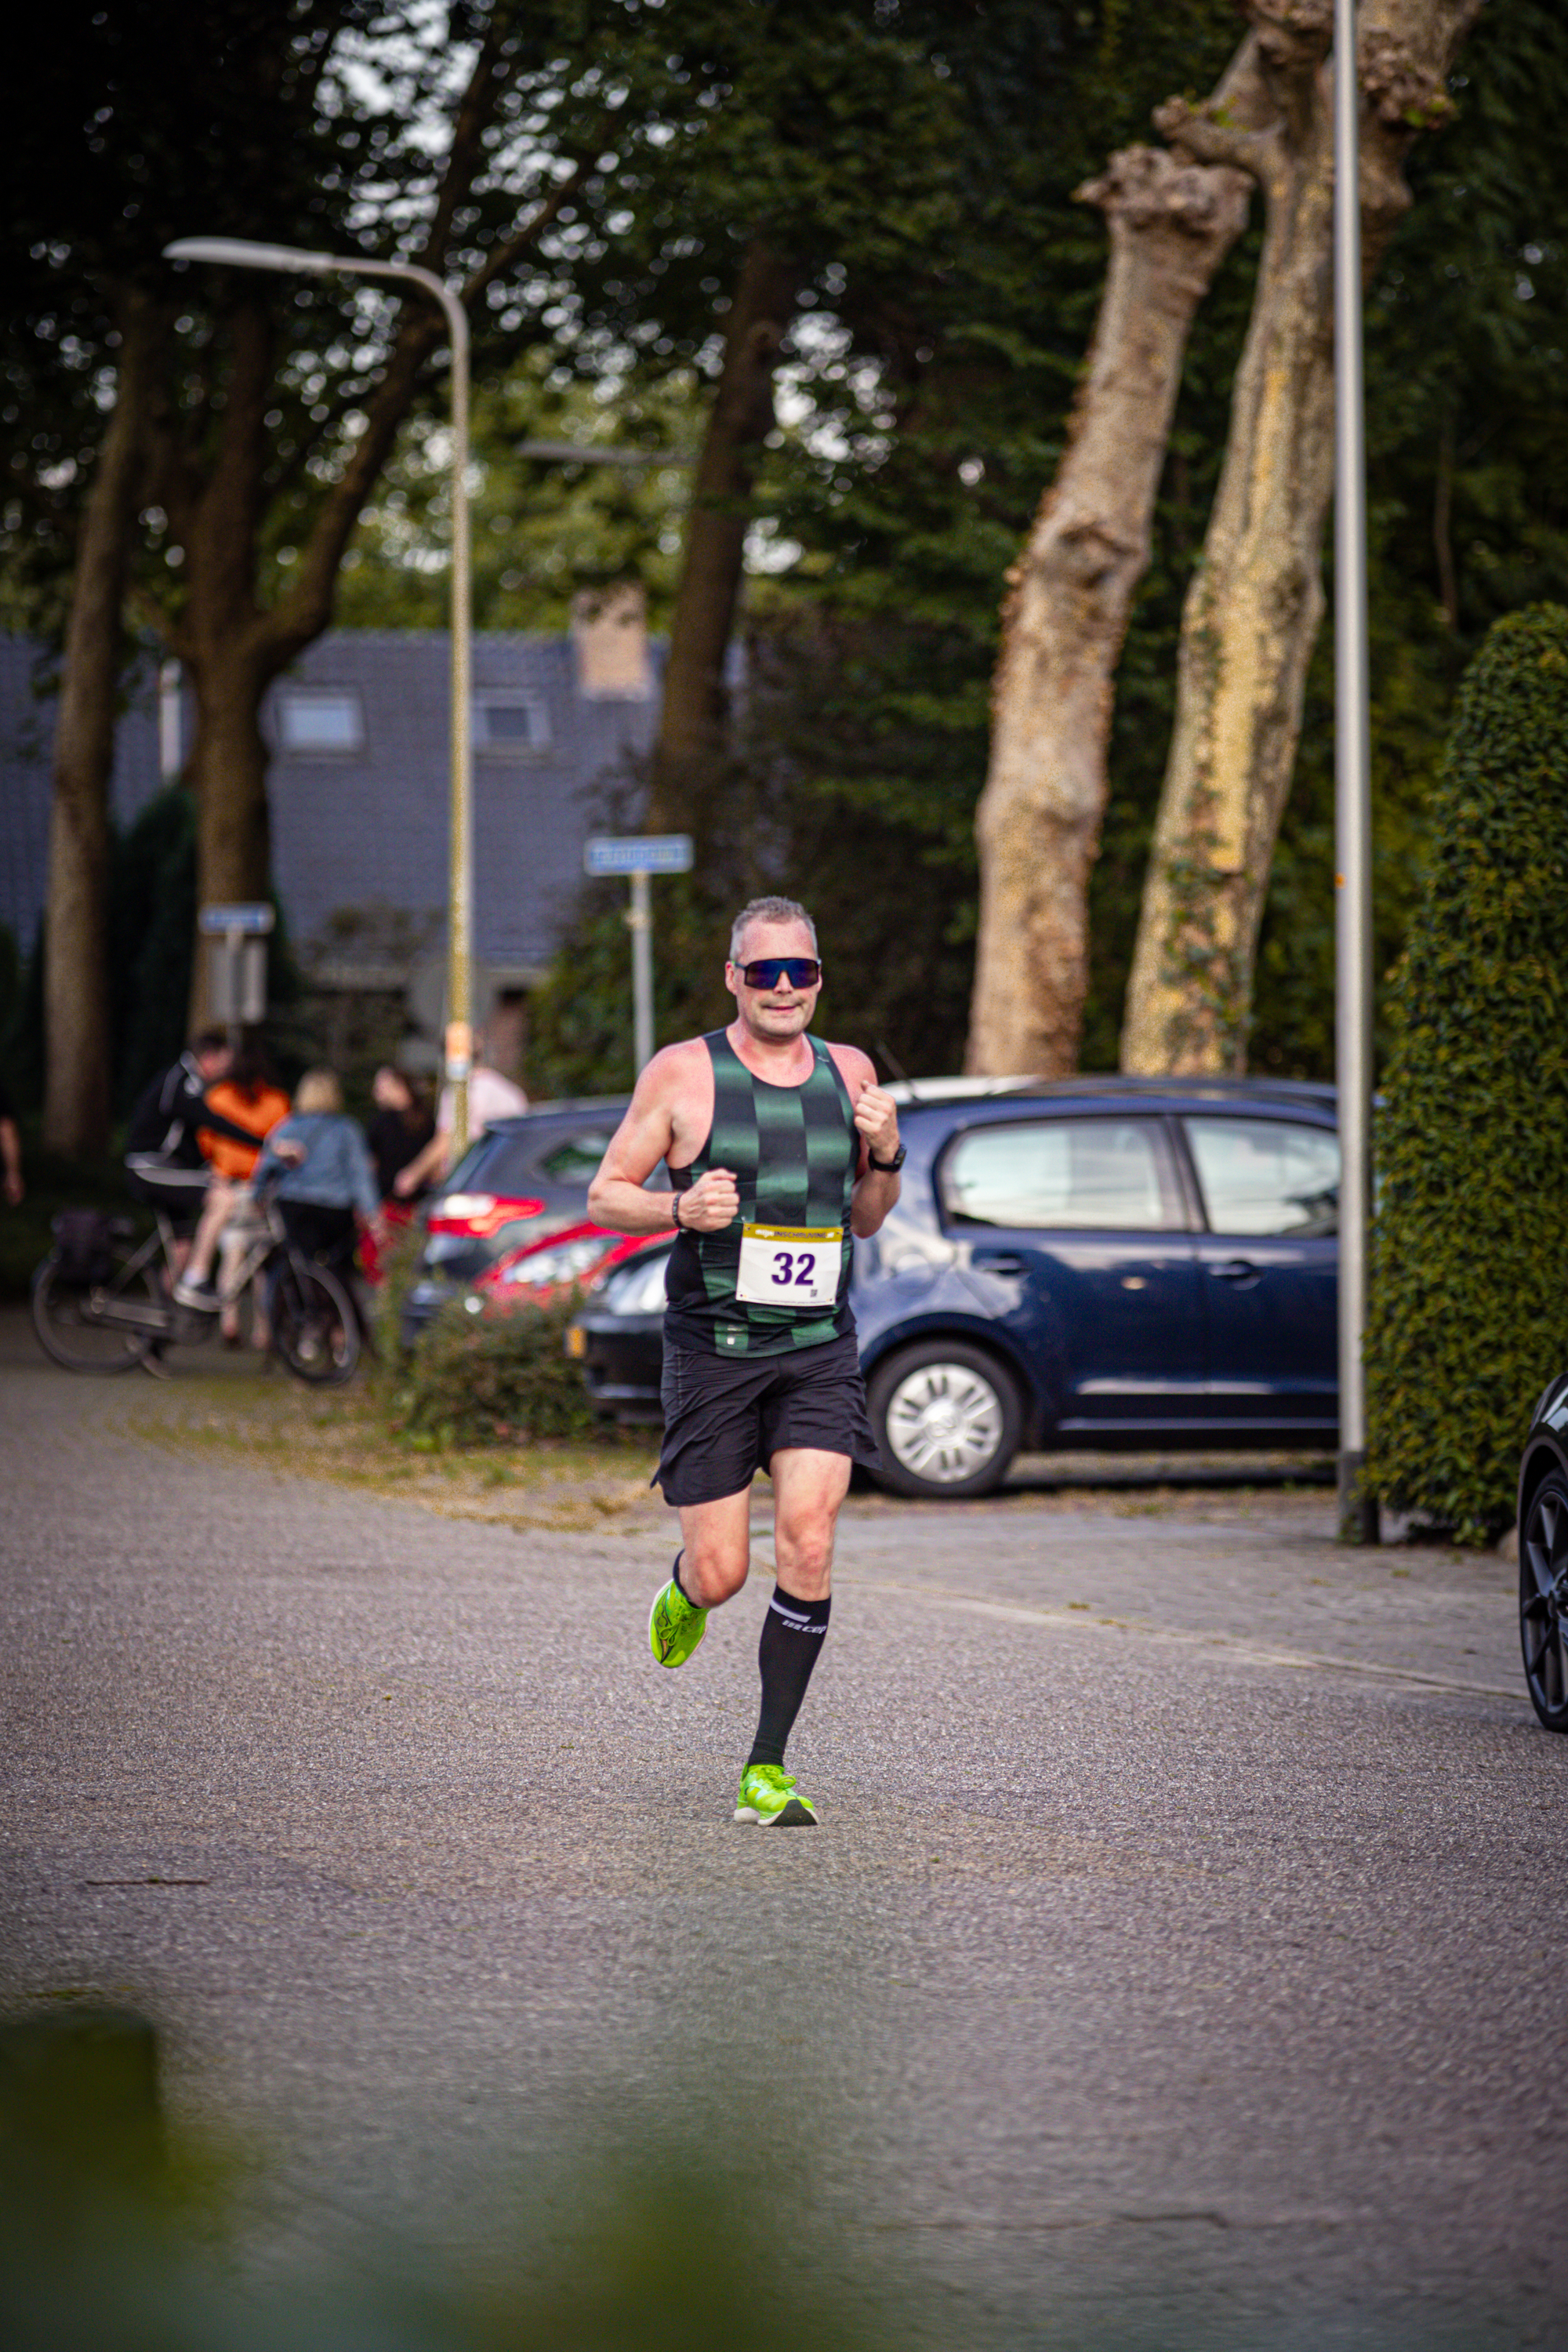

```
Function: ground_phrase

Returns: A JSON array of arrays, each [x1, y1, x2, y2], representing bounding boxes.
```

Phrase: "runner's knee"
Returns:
[[774, 1508, 835, 1593], [683, 1534, 750, 1606]]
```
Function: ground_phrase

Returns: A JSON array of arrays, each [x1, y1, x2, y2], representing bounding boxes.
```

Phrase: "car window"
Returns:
[[536, 1132, 619, 1183], [470, 1134, 568, 1195], [1184, 1117, 1339, 1236], [940, 1117, 1181, 1231], [444, 1134, 507, 1192]]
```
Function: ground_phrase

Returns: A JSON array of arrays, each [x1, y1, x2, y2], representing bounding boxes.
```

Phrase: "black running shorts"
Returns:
[[655, 1330, 881, 1507]]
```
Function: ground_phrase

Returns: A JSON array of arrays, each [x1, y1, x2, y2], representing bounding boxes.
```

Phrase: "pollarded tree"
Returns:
[[1365, 604, 1568, 1542], [1120, 0, 1480, 1074]]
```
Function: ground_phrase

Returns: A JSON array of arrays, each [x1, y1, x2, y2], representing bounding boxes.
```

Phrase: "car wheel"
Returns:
[[1521, 1470, 1568, 1732], [867, 1341, 1023, 1501]]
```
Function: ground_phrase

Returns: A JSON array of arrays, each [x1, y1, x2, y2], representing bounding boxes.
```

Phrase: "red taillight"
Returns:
[[428, 1192, 546, 1239]]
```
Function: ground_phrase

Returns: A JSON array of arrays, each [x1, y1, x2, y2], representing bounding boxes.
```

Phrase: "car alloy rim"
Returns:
[[1523, 1486, 1568, 1713], [885, 1362, 1004, 1484]]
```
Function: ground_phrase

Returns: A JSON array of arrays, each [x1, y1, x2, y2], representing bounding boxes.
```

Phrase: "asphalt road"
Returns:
[[2, 1315, 1564, 2349]]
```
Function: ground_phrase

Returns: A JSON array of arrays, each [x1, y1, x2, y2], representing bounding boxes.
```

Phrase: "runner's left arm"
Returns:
[[835, 1048, 902, 1237]]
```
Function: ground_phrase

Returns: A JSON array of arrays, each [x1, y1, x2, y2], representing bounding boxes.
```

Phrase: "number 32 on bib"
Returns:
[[735, 1224, 843, 1310]]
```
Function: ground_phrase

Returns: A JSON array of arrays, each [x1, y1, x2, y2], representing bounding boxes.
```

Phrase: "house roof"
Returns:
[[0, 628, 663, 973]]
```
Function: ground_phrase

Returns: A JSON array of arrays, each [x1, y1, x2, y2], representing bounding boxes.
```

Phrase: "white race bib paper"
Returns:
[[735, 1224, 843, 1310]]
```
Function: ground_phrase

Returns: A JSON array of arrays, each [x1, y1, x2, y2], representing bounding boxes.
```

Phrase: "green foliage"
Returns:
[[107, 786, 195, 1113], [335, 358, 695, 633], [394, 1295, 602, 1449], [1365, 606, 1568, 1542], [0, 2004, 939, 2352], [1251, 0, 1568, 1079]]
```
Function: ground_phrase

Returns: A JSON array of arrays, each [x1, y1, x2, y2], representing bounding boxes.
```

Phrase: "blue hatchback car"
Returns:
[[569, 1076, 1341, 1499]]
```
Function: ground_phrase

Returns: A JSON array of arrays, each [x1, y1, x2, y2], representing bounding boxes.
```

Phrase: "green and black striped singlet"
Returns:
[[663, 1029, 860, 1357]]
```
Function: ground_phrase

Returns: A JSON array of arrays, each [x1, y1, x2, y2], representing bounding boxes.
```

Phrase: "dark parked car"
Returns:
[[1517, 1381, 1568, 1731], [568, 1076, 1343, 1497], [400, 1096, 648, 1345]]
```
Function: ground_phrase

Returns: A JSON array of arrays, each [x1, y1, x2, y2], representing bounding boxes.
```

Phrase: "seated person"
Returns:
[[126, 1032, 264, 1274], [178, 1051, 292, 1336]]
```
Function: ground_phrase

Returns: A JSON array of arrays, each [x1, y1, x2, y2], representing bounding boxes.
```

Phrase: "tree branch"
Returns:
[[1153, 95, 1278, 183], [461, 149, 595, 307]]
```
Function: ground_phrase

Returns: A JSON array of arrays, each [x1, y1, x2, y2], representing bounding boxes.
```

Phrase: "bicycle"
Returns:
[[32, 1183, 360, 1385]]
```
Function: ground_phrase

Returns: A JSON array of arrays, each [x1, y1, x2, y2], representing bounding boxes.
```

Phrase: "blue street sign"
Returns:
[[584, 834, 694, 877], [199, 902, 275, 935]]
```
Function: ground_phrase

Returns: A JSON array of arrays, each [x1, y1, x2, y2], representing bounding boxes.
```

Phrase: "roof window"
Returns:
[[474, 691, 550, 754], [277, 688, 365, 754]]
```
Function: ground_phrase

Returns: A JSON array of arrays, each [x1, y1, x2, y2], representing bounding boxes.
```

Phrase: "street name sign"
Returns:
[[199, 902, 275, 935], [583, 835, 693, 877]]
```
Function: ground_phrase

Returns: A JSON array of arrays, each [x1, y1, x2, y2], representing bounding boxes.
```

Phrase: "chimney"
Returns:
[[572, 581, 652, 700]]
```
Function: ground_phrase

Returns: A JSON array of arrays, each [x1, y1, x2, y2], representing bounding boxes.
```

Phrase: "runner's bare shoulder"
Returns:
[[826, 1042, 877, 1099], [638, 1035, 710, 1103]]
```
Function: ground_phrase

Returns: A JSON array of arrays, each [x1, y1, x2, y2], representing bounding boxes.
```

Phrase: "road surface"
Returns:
[[1, 1316, 1561, 2347]]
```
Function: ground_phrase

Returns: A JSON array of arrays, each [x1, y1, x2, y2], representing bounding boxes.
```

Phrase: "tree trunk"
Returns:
[[42, 290, 156, 1157], [645, 241, 797, 833], [1120, 0, 1481, 1076], [162, 294, 278, 1031], [965, 129, 1253, 1076]]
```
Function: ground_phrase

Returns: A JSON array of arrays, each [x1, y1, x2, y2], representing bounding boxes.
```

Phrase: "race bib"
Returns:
[[735, 1224, 843, 1309]]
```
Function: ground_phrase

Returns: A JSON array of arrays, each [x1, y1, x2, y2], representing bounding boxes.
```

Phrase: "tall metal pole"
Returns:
[[162, 236, 474, 1153], [440, 292, 474, 1156], [1333, 0, 1377, 1544], [628, 869, 654, 1074]]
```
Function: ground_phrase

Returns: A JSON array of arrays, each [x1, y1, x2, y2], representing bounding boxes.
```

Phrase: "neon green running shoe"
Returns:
[[735, 1763, 818, 1826], [648, 1576, 707, 1668]]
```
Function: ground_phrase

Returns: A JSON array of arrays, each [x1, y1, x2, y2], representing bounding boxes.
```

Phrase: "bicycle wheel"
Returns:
[[31, 1252, 161, 1374], [267, 1254, 360, 1386]]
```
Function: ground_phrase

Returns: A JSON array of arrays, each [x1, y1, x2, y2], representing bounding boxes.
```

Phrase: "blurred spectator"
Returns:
[[366, 1065, 435, 1201], [0, 1067, 22, 1206], [393, 1036, 527, 1198], [198, 1051, 291, 1179], [248, 1069, 381, 1290], [126, 1032, 258, 1257], [184, 1050, 292, 1345]]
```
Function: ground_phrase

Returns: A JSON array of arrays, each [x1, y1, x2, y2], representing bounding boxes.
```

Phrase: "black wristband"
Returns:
[[671, 1191, 684, 1231]]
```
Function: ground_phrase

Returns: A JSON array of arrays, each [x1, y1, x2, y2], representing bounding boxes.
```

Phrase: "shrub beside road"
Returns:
[[1367, 604, 1568, 1543]]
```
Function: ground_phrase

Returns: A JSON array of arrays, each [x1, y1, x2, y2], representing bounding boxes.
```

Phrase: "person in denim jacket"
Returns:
[[252, 1069, 382, 1279]]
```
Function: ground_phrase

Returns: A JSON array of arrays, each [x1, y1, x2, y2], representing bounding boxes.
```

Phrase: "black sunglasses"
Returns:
[[739, 957, 822, 990]]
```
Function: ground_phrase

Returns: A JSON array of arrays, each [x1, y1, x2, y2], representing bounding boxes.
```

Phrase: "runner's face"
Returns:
[[726, 921, 821, 1041]]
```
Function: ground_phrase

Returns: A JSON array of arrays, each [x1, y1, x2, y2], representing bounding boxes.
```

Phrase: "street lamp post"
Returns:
[[162, 237, 475, 1154], [1331, 4, 1378, 1544]]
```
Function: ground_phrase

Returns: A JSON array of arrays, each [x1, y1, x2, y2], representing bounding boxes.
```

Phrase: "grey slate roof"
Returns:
[[0, 637, 165, 958], [0, 629, 662, 971]]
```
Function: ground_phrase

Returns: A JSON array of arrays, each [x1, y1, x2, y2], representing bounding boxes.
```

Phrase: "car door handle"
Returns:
[[971, 1251, 1026, 1276], [1210, 1259, 1262, 1287]]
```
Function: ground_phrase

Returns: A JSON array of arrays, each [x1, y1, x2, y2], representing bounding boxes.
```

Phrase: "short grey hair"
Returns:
[[729, 895, 818, 964]]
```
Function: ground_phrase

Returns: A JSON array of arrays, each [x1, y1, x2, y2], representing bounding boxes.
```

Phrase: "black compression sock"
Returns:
[[746, 1587, 832, 1770]]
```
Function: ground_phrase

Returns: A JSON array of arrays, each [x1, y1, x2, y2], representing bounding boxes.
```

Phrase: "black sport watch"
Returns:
[[867, 1142, 906, 1173]]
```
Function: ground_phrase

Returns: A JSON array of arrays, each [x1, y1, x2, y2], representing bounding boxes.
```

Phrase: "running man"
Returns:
[[587, 895, 906, 1826]]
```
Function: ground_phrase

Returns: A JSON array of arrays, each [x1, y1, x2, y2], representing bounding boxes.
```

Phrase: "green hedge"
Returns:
[[1366, 604, 1568, 1541], [393, 1292, 602, 1448]]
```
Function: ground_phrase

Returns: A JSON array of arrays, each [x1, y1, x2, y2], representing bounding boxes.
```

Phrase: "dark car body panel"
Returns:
[[1519, 1374, 1568, 1529], [401, 1096, 633, 1344], [570, 1077, 1342, 1452]]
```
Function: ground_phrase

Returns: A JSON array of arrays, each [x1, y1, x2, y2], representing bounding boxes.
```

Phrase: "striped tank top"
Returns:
[[663, 1029, 860, 1357]]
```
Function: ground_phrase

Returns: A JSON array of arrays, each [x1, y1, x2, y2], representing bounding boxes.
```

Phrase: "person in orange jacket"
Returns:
[[182, 1050, 291, 1343]]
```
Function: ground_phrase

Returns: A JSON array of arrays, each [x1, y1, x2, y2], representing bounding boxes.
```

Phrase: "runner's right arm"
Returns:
[[588, 1044, 738, 1235]]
